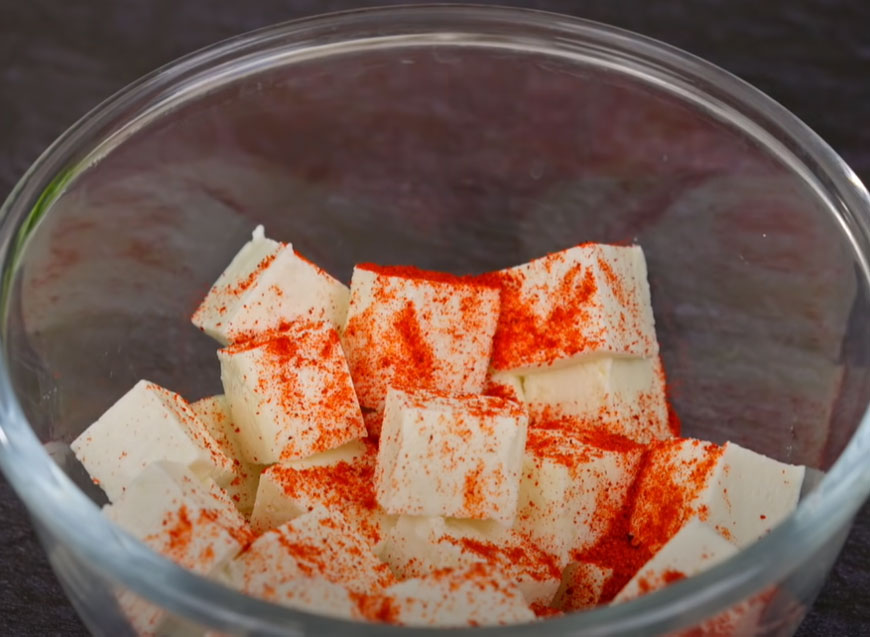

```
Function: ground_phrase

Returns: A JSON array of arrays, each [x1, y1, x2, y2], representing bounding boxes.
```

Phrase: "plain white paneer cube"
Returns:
[[104, 462, 251, 576], [516, 426, 644, 563], [71, 380, 233, 502], [190, 395, 262, 516], [218, 321, 366, 464], [191, 225, 349, 345], [375, 388, 528, 524], [480, 244, 658, 372], [630, 439, 805, 553], [613, 518, 737, 603], [523, 356, 672, 443], [341, 264, 500, 435]]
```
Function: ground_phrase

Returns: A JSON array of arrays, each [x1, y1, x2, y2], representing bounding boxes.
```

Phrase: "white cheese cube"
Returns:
[[523, 356, 672, 443], [377, 515, 561, 605], [552, 561, 614, 611], [385, 565, 535, 627], [375, 388, 528, 524], [191, 225, 349, 345], [249, 439, 387, 543], [480, 244, 657, 372], [71, 380, 233, 502], [226, 506, 395, 595], [613, 518, 737, 603], [631, 439, 805, 553], [190, 395, 261, 516], [104, 462, 252, 576], [218, 321, 366, 464], [483, 370, 526, 403], [341, 264, 500, 435], [516, 426, 644, 563]]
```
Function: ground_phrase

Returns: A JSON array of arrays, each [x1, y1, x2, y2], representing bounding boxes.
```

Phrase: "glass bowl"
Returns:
[[1, 5, 869, 636]]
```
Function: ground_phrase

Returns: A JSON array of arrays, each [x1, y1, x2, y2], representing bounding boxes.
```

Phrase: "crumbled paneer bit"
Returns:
[[72, 380, 233, 502], [341, 264, 500, 435], [218, 320, 366, 464], [191, 225, 349, 345], [478, 244, 658, 372], [190, 395, 262, 517], [375, 388, 528, 524]]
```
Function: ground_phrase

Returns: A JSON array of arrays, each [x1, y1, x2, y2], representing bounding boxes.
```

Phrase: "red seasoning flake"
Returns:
[[341, 263, 500, 436]]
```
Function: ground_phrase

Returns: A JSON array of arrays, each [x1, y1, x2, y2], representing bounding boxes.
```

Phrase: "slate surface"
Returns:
[[0, 1, 868, 635]]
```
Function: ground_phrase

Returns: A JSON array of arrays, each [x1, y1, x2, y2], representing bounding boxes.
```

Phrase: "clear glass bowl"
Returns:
[[1, 5, 869, 636]]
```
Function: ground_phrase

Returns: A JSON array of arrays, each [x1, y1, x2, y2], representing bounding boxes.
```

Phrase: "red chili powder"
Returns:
[[356, 263, 497, 289]]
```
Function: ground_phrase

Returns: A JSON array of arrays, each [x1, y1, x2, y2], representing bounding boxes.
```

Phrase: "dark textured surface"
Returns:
[[0, 1, 868, 635]]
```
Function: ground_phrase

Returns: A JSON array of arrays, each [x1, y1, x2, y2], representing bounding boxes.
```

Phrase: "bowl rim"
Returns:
[[1, 4, 869, 634]]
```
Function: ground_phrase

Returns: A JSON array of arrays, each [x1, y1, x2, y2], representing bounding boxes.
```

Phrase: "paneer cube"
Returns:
[[523, 356, 672, 443], [191, 225, 349, 345], [341, 264, 500, 435], [190, 395, 262, 516], [218, 321, 366, 464], [375, 388, 528, 524], [516, 426, 644, 563], [104, 462, 252, 576], [377, 515, 561, 605], [479, 244, 658, 372], [552, 561, 614, 611], [384, 564, 535, 627], [226, 506, 395, 595], [71, 380, 233, 502], [630, 439, 805, 553], [613, 518, 737, 603]]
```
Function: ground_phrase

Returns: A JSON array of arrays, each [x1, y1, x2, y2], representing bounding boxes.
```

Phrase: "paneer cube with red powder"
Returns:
[[217, 321, 366, 465], [375, 388, 528, 525], [71, 380, 233, 503], [552, 561, 614, 611], [516, 426, 645, 564], [479, 244, 658, 372], [192, 225, 349, 345], [630, 438, 805, 553], [341, 264, 500, 435]]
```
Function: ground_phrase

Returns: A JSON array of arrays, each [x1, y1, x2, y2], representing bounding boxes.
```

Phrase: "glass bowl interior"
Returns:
[[1, 6, 869, 635]]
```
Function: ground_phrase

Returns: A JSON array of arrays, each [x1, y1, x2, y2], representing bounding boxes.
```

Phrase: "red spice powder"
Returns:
[[228, 253, 277, 298], [462, 461, 487, 515], [530, 602, 563, 618], [450, 536, 562, 582], [165, 505, 193, 555], [350, 592, 401, 624], [356, 263, 498, 289]]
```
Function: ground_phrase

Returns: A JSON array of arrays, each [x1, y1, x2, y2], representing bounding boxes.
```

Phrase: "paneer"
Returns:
[[104, 462, 252, 576], [483, 370, 526, 403], [191, 225, 349, 345], [190, 395, 261, 516], [552, 561, 614, 611], [218, 321, 366, 464], [523, 356, 672, 443], [375, 388, 528, 524], [631, 439, 805, 553], [480, 244, 658, 372], [71, 380, 233, 502], [377, 515, 561, 605], [516, 426, 644, 563], [384, 564, 535, 627], [613, 518, 737, 603], [341, 264, 500, 435]]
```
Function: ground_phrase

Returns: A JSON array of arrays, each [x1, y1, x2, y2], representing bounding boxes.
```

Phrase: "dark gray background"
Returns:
[[0, 1, 868, 635]]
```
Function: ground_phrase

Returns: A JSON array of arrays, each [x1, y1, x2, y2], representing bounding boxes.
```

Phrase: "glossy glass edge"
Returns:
[[0, 5, 868, 635]]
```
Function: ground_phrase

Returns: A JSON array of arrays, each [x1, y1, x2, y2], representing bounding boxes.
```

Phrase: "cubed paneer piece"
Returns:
[[191, 225, 349, 345], [71, 380, 233, 502], [516, 426, 644, 563], [218, 321, 366, 464], [190, 395, 262, 516], [384, 564, 535, 627], [226, 506, 395, 595], [479, 244, 657, 372], [249, 439, 387, 544], [341, 264, 500, 435], [483, 370, 525, 403], [523, 356, 672, 443], [613, 518, 737, 603], [552, 561, 614, 611], [377, 515, 561, 606], [631, 439, 805, 553], [375, 388, 528, 524], [104, 462, 252, 576]]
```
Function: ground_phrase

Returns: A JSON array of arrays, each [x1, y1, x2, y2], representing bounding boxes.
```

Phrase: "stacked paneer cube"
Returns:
[[71, 227, 806, 632]]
